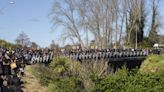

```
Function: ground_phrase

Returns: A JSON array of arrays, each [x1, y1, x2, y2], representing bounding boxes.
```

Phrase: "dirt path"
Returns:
[[22, 65, 47, 92]]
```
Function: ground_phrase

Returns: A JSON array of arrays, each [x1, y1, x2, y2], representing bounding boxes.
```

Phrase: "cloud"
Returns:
[[9, 1, 15, 4]]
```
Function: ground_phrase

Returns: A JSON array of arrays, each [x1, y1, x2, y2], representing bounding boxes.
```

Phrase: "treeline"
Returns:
[[32, 56, 164, 92], [0, 32, 59, 50], [0, 39, 21, 49], [50, 0, 162, 49]]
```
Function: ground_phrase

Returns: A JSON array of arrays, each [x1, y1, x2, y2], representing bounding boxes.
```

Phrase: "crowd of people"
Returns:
[[62, 48, 160, 61], [0, 46, 161, 91], [0, 47, 54, 92]]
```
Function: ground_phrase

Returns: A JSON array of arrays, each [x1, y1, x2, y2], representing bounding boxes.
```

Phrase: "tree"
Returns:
[[50, 0, 159, 49], [50, 0, 85, 50], [148, 0, 160, 46], [50, 40, 59, 50], [15, 32, 30, 47], [126, 0, 146, 48], [31, 42, 38, 49], [158, 35, 164, 44], [0, 39, 21, 49]]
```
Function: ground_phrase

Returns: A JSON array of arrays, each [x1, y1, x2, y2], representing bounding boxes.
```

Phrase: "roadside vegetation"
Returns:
[[0, 39, 21, 49], [32, 56, 164, 92], [140, 54, 164, 73]]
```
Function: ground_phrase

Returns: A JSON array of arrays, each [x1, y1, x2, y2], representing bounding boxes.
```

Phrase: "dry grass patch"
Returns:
[[22, 65, 47, 92]]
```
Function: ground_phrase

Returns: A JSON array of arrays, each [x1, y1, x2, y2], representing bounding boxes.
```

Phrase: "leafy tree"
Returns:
[[0, 39, 21, 49]]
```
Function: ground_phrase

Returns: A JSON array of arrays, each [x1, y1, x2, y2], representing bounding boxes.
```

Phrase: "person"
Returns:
[[19, 67, 24, 77], [0, 76, 4, 92], [31, 54, 36, 64], [10, 59, 17, 75], [45, 53, 50, 63], [0, 54, 3, 76], [39, 54, 43, 63], [3, 58, 11, 77], [2, 80, 9, 92], [11, 75, 22, 92], [42, 53, 46, 63], [6, 75, 12, 87], [49, 50, 54, 61]]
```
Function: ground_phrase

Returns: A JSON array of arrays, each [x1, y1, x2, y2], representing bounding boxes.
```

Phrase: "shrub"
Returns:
[[94, 68, 164, 92], [33, 57, 87, 92], [33, 57, 164, 92]]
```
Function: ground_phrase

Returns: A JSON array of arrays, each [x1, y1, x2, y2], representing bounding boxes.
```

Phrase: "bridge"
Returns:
[[26, 48, 160, 71], [61, 49, 160, 71]]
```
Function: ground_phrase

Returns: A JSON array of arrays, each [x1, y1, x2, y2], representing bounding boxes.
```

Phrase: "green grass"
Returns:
[[140, 54, 164, 73]]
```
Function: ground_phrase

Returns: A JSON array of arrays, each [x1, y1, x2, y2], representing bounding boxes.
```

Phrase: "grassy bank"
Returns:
[[140, 54, 164, 73], [32, 56, 164, 92]]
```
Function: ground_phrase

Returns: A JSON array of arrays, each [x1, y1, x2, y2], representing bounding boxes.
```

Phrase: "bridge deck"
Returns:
[[107, 56, 146, 62]]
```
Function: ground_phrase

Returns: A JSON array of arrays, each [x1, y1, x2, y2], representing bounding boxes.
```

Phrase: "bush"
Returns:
[[33, 57, 87, 92], [94, 68, 164, 92], [33, 57, 164, 92]]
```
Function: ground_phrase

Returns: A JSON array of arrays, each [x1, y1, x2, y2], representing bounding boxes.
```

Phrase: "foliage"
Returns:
[[33, 57, 88, 92], [126, 0, 146, 47], [139, 37, 152, 48], [94, 68, 164, 92], [140, 54, 164, 73], [0, 39, 21, 49], [125, 36, 153, 48], [33, 57, 164, 92]]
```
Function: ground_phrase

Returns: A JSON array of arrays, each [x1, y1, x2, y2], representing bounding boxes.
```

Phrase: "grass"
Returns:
[[22, 65, 47, 92], [140, 54, 164, 73]]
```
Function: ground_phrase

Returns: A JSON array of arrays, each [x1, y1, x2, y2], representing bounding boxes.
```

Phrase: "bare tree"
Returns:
[[50, 0, 85, 50], [149, 0, 160, 46], [50, 0, 117, 49], [125, 0, 147, 48], [50, 40, 59, 50], [50, 0, 155, 49], [15, 32, 30, 47], [31, 42, 38, 49], [118, 0, 128, 46], [80, 0, 117, 49]]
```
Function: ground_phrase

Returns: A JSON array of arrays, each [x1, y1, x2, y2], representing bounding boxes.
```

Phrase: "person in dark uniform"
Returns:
[[2, 80, 9, 92], [3, 52, 11, 77], [11, 75, 22, 92], [0, 76, 4, 92], [0, 52, 3, 76]]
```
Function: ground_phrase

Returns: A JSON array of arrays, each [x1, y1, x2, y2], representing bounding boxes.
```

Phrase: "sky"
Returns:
[[0, 0, 61, 47], [0, 0, 164, 47]]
